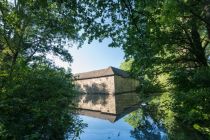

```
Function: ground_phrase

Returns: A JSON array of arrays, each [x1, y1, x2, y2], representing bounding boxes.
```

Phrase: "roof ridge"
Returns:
[[108, 66, 115, 75], [74, 67, 108, 75], [109, 66, 124, 73], [74, 66, 130, 80]]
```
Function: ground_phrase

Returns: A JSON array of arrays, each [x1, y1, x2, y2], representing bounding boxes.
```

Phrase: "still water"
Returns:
[[74, 92, 204, 140], [77, 106, 168, 140], [74, 91, 168, 140]]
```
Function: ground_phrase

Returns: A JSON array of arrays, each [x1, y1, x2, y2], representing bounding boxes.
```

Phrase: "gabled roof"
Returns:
[[74, 66, 130, 80]]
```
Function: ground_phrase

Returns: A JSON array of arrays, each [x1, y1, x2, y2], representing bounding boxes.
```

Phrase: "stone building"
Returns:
[[74, 66, 139, 94], [74, 66, 140, 115]]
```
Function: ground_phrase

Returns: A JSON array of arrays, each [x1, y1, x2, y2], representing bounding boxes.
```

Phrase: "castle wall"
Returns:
[[74, 75, 140, 114], [114, 75, 139, 93], [74, 76, 115, 94]]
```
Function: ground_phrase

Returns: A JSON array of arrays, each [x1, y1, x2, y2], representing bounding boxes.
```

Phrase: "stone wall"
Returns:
[[74, 76, 115, 94], [75, 75, 139, 94], [74, 75, 140, 114], [114, 76, 139, 93]]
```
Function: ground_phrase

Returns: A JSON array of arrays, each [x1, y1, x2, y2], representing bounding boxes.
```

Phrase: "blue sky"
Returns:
[[53, 38, 125, 74]]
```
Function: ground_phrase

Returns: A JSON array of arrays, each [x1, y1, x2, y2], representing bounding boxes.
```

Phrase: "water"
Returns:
[[73, 92, 205, 140], [74, 92, 168, 140], [76, 106, 168, 140], [79, 115, 135, 140]]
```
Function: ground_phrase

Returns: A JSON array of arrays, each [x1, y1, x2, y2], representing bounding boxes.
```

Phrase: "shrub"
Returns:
[[0, 65, 85, 139]]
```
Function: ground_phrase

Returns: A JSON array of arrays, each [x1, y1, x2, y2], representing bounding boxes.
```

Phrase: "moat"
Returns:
[[74, 96, 205, 140], [72, 67, 206, 140], [76, 100, 168, 140]]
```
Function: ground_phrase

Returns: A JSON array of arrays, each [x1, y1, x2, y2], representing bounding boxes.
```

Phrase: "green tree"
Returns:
[[78, 0, 210, 76], [120, 59, 133, 72], [0, 0, 87, 139], [77, 0, 210, 137], [0, 64, 86, 139], [0, 0, 82, 78]]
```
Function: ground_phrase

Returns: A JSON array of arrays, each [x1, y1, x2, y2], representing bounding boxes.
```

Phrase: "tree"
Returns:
[[78, 0, 210, 77], [0, 1, 87, 139], [0, 0, 82, 78], [76, 0, 210, 137], [120, 59, 133, 72], [0, 64, 86, 139]]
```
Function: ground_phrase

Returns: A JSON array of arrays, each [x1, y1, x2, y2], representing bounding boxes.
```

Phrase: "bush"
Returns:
[[171, 67, 210, 138], [170, 67, 210, 90], [138, 79, 163, 94], [192, 67, 210, 88], [0, 65, 85, 139]]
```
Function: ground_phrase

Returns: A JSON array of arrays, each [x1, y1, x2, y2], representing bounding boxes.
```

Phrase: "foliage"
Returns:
[[120, 59, 133, 72], [120, 59, 163, 94], [79, 0, 210, 78], [170, 67, 210, 138], [146, 92, 176, 134], [0, 0, 85, 78], [193, 124, 210, 137], [1, 0, 210, 138], [0, 0, 89, 139], [137, 92, 207, 140], [171, 67, 210, 90], [0, 64, 86, 139], [78, 0, 210, 137], [137, 78, 162, 94], [124, 108, 168, 140]]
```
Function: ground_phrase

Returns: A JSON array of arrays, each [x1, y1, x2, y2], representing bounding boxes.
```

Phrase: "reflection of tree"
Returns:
[[83, 83, 108, 93], [75, 83, 108, 94], [75, 83, 109, 105], [79, 92, 108, 105], [124, 108, 168, 140]]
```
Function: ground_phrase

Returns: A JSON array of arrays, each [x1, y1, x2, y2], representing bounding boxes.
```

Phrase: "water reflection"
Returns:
[[74, 91, 168, 140], [76, 92, 140, 115], [125, 108, 168, 140], [73, 84, 206, 140], [76, 107, 168, 140], [78, 108, 137, 123]]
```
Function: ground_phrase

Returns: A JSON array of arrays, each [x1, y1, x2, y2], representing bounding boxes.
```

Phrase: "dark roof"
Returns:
[[74, 66, 130, 80]]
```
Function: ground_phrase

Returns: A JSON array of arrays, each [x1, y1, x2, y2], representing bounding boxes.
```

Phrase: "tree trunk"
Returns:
[[191, 19, 208, 67], [204, 0, 210, 40]]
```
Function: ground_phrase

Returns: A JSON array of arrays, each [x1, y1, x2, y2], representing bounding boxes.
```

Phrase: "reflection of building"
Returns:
[[76, 92, 140, 115], [74, 66, 139, 94], [78, 104, 139, 122], [74, 67, 140, 118]]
